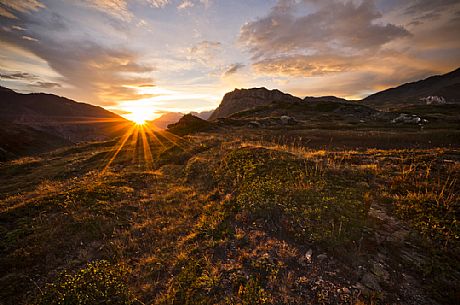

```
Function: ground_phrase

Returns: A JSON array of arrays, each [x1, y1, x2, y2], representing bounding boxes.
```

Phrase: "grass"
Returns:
[[0, 129, 459, 304]]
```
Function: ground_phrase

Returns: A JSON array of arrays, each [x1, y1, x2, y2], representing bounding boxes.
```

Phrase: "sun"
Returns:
[[126, 110, 151, 125]]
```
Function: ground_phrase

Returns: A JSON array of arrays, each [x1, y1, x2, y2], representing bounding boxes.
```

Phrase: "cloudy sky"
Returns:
[[1, 0, 459, 120]]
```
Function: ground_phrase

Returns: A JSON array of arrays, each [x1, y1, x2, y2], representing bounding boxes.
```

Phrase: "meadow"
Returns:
[[0, 128, 458, 305]]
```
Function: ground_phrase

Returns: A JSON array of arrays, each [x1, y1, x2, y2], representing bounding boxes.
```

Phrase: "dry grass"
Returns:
[[0, 131, 458, 304]]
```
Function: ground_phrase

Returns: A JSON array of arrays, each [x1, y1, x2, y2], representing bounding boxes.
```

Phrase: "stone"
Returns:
[[305, 249, 312, 263], [248, 121, 261, 128], [317, 254, 328, 262], [342, 287, 351, 294]]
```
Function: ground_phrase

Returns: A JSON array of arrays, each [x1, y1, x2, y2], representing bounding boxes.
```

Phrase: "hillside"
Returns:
[[0, 86, 131, 159], [364, 68, 460, 109], [0, 126, 458, 305]]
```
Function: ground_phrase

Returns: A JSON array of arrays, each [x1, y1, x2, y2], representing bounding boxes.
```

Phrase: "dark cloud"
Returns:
[[223, 63, 245, 77], [0, 71, 37, 80]]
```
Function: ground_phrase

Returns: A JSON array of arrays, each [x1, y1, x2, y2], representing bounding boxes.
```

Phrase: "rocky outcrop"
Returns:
[[209, 87, 302, 120]]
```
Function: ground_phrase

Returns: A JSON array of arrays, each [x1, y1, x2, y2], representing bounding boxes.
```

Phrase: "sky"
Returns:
[[0, 0, 459, 121]]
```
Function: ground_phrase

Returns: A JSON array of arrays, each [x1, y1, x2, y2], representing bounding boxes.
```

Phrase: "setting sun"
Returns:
[[125, 110, 150, 125]]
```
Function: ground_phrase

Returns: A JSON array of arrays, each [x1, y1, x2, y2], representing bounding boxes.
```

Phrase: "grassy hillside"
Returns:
[[0, 126, 459, 304]]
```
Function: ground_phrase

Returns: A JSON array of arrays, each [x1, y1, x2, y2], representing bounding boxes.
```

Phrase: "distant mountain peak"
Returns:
[[209, 87, 302, 120]]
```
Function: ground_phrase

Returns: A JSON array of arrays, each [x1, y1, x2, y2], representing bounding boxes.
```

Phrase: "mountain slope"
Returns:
[[364, 68, 460, 108], [0, 86, 131, 159]]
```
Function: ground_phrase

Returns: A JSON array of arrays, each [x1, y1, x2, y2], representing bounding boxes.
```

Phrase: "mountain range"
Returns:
[[0, 67, 458, 160]]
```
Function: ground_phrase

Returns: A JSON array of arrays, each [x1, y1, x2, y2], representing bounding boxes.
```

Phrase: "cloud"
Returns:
[[80, 0, 133, 21], [0, 71, 37, 80], [0, 69, 63, 90], [238, 0, 420, 82], [252, 54, 361, 77], [145, 0, 171, 8], [32, 81, 61, 88], [1, 26, 156, 105], [177, 0, 211, 10], [0, 6, 17, 19], [240, 0, 410, 59], [188, 40, 222, 65], [178, 0, 194, 10], [11, 25, 26, 31], [233, 0, 460, 98], [22, 35, 38, 42], [0, 0, 45, 19], [223, 63, 245, 77], [404, 0, 459, 15]]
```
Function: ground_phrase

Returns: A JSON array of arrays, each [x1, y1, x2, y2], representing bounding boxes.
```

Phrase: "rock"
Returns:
[[280, 115, 296, 125], [305, 249, 313, 263], [362, 273, 381, 290], [391, 113, 425, 124], [248, 121, 262, 128], [420, 95, 446, 105], [317, 254, 328, 262]]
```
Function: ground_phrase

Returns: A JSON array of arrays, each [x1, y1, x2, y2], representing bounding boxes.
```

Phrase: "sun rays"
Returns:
[[100, 121, 186, 175]]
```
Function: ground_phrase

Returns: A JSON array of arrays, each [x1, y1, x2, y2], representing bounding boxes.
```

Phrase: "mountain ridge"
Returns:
[[208, 68, 460, 119], [0, 86, 130, 160], [363, 67, 460, 108]]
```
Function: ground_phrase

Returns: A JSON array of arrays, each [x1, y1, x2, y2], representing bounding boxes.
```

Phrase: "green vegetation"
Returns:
[[0, 129, 458, 304], [36, 260, 135, 305]]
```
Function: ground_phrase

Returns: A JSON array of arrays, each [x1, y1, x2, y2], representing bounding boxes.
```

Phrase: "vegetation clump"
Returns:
[[36, 260, 136, 305]]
